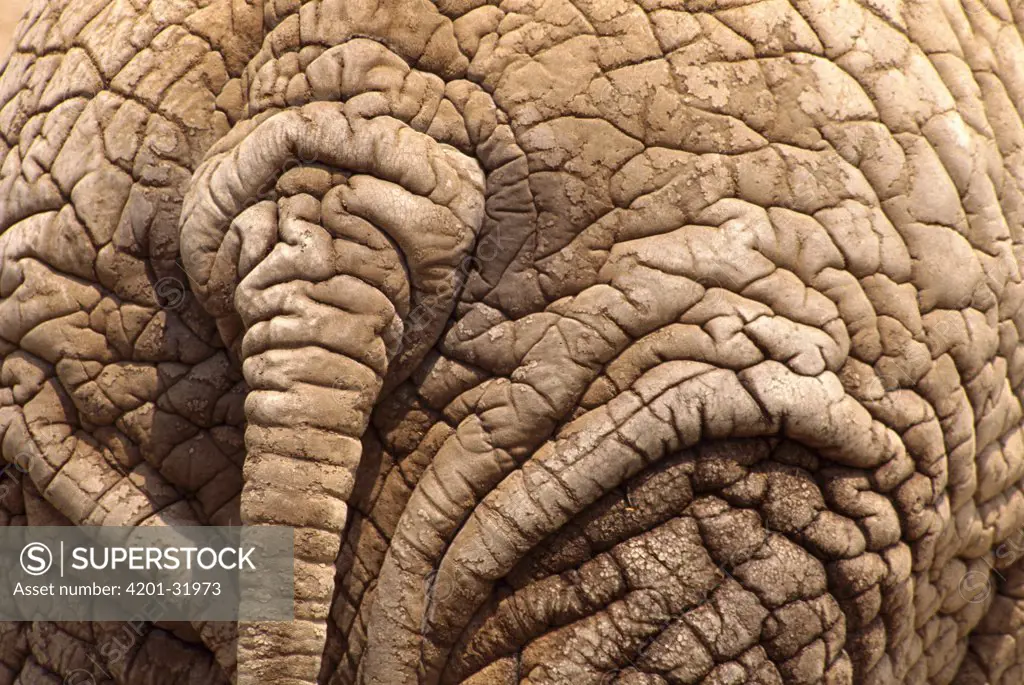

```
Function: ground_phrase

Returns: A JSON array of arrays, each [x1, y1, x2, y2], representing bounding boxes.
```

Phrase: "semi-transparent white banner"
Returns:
[[0, 526, 294, 621]]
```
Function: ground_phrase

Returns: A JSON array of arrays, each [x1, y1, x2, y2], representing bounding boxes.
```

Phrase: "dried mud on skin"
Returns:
[[2, 0, 1024, 683]]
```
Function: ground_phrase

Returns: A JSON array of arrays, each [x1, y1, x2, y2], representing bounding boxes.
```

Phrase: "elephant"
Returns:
[[1, 0, 1024, 682]]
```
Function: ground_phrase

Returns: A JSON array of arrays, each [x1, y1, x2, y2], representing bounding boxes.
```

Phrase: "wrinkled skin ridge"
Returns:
[[1, 0, 1024, 683]]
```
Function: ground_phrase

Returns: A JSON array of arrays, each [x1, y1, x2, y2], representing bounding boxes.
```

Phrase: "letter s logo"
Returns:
[[20, 543, 53, 576]]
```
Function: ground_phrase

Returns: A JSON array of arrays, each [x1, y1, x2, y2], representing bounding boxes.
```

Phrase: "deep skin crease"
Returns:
[[1, 0, 1024, 683]]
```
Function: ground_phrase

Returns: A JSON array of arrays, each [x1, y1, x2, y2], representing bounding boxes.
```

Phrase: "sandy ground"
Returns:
[[1, 0, 32, 62]]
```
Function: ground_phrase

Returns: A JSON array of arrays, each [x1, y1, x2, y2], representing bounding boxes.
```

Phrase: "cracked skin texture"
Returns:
[[0, 0, 1024, 683]]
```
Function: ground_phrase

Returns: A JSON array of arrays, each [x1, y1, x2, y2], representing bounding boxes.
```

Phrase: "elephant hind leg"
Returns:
[[436, 438, 859, 685]]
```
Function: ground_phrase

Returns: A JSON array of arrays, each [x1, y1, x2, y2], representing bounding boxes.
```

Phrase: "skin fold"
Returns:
[[1, 0, 1023, 682]]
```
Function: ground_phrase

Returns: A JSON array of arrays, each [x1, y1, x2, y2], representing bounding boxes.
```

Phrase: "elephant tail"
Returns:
[[180, 102, 483, 684], [236, 233, 396, 682]]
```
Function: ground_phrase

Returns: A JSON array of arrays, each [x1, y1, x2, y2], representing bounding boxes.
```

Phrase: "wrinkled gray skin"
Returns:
[[1, 0, 1024, 683]]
